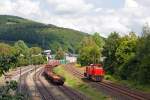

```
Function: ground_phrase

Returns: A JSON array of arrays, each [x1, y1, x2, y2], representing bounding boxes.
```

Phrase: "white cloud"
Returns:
[[0, 0, 150, 37], [0, 0, 42, 19], [13, 0, 41, 16], [94, 8, 102, 12], [125, 0, 139, 8], [46, 0, 94, 15], [0, 0, 13, 14], [136, 0, 150, 7], [145, 17, 150, 24]]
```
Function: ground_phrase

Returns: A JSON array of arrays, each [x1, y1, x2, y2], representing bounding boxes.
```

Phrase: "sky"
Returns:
[[0, 0, 150, 37]]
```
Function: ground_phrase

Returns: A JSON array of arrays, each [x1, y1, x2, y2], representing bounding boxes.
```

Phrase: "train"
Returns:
[[48, 60, 60, 67], [43, 61, 65, 85], [84, 64, 105, 82]]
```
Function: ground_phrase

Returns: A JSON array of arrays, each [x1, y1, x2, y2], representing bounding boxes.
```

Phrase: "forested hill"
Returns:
[[0, 15, 88, 53]]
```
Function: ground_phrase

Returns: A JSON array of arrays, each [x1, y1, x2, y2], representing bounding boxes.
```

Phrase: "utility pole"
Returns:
[[34, 64, 36, 96], [19, 66, 21, 93], [19, 54, 24, 93]]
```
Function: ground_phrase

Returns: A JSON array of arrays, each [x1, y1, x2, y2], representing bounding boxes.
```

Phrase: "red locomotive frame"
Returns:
[[84, 64, 105, 82]]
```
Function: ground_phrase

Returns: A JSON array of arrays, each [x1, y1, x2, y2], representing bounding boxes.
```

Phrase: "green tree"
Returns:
[[29, 47, 42, 55], [92, 32, 105, 49], [135, 30, 150, 84], [103, 32, 120, 74], [103, 30, 150, 85], [116, 33, 137, 65], [78, 36, 101, 66], [55, 47, 65, 60], [115, 32, 138, 78], [14, 40, 29, 56], [49, 41, 61, 53], [31, 55, 45, 65], [0, 43, 18, 75], [29, 47, 45, 65], [14, 40, 30, 66], [0, 80, 24, 100], [122, 32, 150, 84]]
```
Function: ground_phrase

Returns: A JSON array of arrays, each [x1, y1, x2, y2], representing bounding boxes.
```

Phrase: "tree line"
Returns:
[[77, 24, 150, 85], [0, 40, 45, 76]]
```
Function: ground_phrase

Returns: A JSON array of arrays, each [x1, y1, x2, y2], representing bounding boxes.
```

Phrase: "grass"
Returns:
[[75, 63, 82, 68], [0, 75, 5, 86], [104, 74, 150, 93], [53, 66, 108, 100]]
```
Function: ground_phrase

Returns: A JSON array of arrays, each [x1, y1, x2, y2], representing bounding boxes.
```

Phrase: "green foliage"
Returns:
[[135, 35, 150, 84], [29, 47, 44, 65], [103, 29, 150, 85], [55, 47, 65, 60], [0, 15, 87, 53], [17, 57, 30, 66], [14, 40, 29, 56], [115, 33, 138, 76], [0, 43, 18, 75], [103, 32, 138, 77], [103, 32, 120, 74], [8, 80, 18, 91], [49, 41, 61, 53], [138, 55, 150, 84], [78, 34, 102, 66], [118, 28, 150, 84], [0, 40, 45, 76], [0, 80, 24, 100], [92, 32, 105, 49], [29, 47, 42, 55], [14, 40, 30, 66], [31, 55, 45, 65]]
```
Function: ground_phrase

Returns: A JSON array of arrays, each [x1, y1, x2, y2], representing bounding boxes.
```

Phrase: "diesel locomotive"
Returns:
[[84, 64, 105, 82]]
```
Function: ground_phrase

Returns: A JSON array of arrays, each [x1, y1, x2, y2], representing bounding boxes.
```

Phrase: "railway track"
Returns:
[[18, 71, 28, 92], [33, 68, 56, 100], [64, 64, 83, 78], [17, 69, 32, 99], [43, 65, 89, 100], [13, 65, 36, 99], [35, 67, 87, 100], [57, 85, 89, 100], [4, 65, 34, 81], [64, 63, 150, 100], [97, 82, 150, 100]]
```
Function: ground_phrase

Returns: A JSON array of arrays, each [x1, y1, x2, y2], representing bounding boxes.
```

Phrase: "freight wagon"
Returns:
[[43, 64, 65, 85]]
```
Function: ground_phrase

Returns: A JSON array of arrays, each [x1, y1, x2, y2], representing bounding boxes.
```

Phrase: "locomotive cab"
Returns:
[[84, 64, 105, 82]]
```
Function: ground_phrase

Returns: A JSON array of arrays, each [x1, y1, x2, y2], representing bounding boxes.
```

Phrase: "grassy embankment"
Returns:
[[53, 65, 108, 100], [104, 74, 150, 92], [75, 64, 150, 92]]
